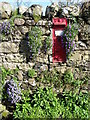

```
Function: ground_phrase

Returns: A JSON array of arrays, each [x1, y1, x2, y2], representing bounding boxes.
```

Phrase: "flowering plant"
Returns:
[[0, 21, 11, 35], [28, 26, 42, 60], [4, 79, 21, 104], [62, 22, 78, 59]]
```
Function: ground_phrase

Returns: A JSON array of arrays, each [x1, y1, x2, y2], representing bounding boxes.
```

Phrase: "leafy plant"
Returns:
[[9, 14, 23, 27], [42, 36, 52, 54], [0, 21, 11, 36], [63, 69, 74, 84], [62, 17, 78, 59], [13, 89, 31, 119], [3, 79, 21, 104], [0, 66, 19, 101], [36, 70, 63, 88], [59, 91, 88, 119], [28, 69, 36, 78], [33, 10, 41, 23], [28, 26, 42, 60], [13, 87, 61, 119]]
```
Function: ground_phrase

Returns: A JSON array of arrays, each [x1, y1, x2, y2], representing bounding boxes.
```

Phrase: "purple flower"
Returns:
[[69, 24, 71, 29], [69, 33, 71, 36], [5, 79, 21, 104]]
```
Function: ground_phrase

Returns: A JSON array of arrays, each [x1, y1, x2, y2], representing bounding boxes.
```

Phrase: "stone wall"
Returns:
[[0, 1, 90, 87]]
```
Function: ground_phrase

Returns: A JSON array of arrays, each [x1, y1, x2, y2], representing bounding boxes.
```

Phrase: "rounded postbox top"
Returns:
[[53, 18, 67, 26]]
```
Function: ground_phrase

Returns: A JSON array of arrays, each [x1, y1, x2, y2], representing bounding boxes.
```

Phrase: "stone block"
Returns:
[[40, 64, 48, 71], [19, 26, 28, 34], [14, 18, 25, 26], [26, 20, 35, 25], [0, 42, 19, 53], [70, 51, 82, 61], [4, 54, 25, 63], [17, 70, 23, 81]]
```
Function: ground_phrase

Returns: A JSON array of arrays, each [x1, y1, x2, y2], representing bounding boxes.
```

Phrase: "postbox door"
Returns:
[[52, 18, 67, 63], [53, 37, 66, 62]]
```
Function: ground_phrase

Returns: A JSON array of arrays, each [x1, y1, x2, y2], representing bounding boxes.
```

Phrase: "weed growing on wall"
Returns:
[[28, 69, 36, 78], [0, 21, 11, 36], [3, 78, 21, 105], [0, 66, 19, 102], [36, 69, 63, 88], [42, 36, 52, 54], [33, 10, 41, 23], [28, 26, 43, 60], [62, 17, 78, 59]]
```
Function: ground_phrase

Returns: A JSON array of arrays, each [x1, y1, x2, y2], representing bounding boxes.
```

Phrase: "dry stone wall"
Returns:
[[0, 1, 90, 86]]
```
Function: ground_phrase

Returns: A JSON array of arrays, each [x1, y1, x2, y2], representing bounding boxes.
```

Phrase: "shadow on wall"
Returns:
[[19, 33, 30, 63]]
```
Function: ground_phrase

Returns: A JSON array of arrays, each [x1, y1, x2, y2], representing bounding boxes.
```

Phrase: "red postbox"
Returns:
[[52, 18, 67, 62]]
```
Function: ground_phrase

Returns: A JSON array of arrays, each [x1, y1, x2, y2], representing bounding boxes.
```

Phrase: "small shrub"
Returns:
[[36, 70, 63, 87], [3, 79, 21, 104], [59, 91, 88, 119], [42, 36, 52, 54], [63, 69, 74, 84], [63, 17, 78, 59], [13, 87, 61, 119], [28, 26, 42, 60], [33, 12, 41, 23], [0, 21, 11, 35]]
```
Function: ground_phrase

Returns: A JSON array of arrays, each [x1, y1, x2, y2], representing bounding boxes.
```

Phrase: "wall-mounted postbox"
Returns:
[[52, 18, 67, 62]]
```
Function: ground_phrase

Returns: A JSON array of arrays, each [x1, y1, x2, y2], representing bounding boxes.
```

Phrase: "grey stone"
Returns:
[[2, 63, 20, 69], [17, 71, 23, 81], [19, 26, 28, 34], [24, 4, 42, 17], [45, 3, 58, 19], [26, 20, 35, 25], [19, 63, 30, 71], [0, 42, 18, 53], [40, 64, 48, 71], [77, 41, 87, 48], [5, 54, 25, 63], [14, 18, 25, 26], [62, 5, 80, 17], [0, 2, 12, 18], [19, 5, 28, 15], [71, 5, 80, 16], [30, 4, 43, 16], [28, 78, 36, 87]]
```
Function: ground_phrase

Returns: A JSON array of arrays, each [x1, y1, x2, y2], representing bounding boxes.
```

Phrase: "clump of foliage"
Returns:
[[9, 14, 23, 27], [33, 10, 41, 23], [59, 91, 88, 119], [28, 69, 36, 78], [0, 66, 19, 101], [0, 21, 11, 35], [59, 70, 89, 119], [13, 87, 61, 119], [63, 69, 74, 84], [36, 69, 63, 87], [62, 17, 78, 59], [42, 36, 52, 54], [28, 26, 42, 60], [3, 79, 21, 104]]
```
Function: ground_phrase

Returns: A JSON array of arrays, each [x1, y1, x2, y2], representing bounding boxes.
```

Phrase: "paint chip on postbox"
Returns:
[[55, 30, 63, 36]]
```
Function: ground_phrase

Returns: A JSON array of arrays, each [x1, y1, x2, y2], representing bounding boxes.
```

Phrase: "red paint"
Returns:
[[52, 18, 67, 62]]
